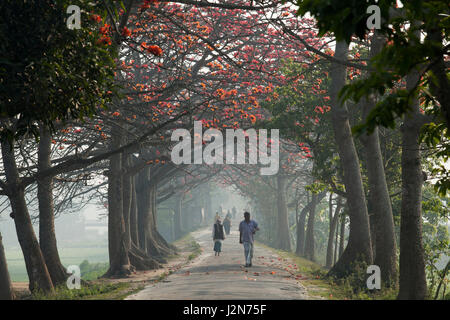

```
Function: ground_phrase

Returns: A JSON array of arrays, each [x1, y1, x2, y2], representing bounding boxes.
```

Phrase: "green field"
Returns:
[[6, 246, 108, 282]]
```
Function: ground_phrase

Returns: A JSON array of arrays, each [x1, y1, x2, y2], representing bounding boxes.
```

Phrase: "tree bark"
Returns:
[[136, 167, 148, 253], [122, 152, 133, 256], [135, 167, 175, 263], [397, 66, 428, 299], [105, 144, 159, 275], [296, 192, 326, 256], [276, 174, 291, 251], [364, 129, 398, 287], [326, 195, 342, 268], [0, 232, 14, 300], [38, 127, 68, 286], [173, 193, 183, 239], [204, 182, 212, 222], [1, 140, 54, 293], [304, 192, 319, 261], [328, 41, 373, 277], [295, 197, 309, 256], [360, 32, 398, 288], [106, 130, 132, 277], [129, 175, 139, 246], [338, 212, 346, 259], [147, 183, 176, 258], [333, 215, 339, 265]]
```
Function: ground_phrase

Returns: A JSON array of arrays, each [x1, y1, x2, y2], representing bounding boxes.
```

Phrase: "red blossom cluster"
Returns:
[[96, 23, 112, 45], [121, 26, 131, 37], [90, 14, 102, 23], [140, 0, 159, 11], [141, 42, 163, 56], [95, 1, 331, 168]]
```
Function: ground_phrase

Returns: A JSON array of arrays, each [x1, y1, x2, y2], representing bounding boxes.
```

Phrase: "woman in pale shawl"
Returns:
[[212, 217, 225, 256]]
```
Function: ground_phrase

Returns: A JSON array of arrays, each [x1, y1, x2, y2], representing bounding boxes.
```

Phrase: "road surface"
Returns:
[[126, 224, 311, 300]]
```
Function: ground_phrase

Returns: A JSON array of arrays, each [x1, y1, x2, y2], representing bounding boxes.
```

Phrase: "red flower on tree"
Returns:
[[147, 45, 163, 56], [121, 27, 131, 37], [90, 14, 102, 23], [99, 24, 111, 35], [97, 35, 112, 46], [140, 0, 158, 11], [141, 42, 163, 56]]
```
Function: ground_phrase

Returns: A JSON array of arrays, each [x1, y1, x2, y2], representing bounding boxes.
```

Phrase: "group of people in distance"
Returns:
[[212, 208, 259, 268]]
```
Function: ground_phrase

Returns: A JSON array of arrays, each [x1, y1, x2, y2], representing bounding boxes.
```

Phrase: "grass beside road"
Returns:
[[255, 242, 397, 300], [14, 233, 203, 300], [6, 246, 108, 282], [30, 282, 135, 300], [187, 240, 202, 261]]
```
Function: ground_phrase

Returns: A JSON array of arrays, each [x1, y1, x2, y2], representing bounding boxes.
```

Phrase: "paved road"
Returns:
[[126, 224, 310, 300]]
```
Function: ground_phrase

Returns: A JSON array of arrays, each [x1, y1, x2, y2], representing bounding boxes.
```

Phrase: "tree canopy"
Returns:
[[0, 0, 118, 141]]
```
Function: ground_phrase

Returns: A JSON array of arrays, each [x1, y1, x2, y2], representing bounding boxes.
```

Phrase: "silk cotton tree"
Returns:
[[91, 0, 319, 276], [294, 0, 449, 298], [0, 0, 118, 293]]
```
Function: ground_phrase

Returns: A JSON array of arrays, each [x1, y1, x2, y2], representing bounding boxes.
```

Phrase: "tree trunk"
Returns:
[[304, 192, 318, 261], [338, 212, 346, 259], [129, 175, 139, 247], [122, 152, 132, 255], [0, 232, 14, 300], [360, 31, 398, 288], [397, 67, 427, 299], [170, 209, 175, 242], [295, 202, 309, 256], [367, 196, 377, 258], [173, 193, 183, 239], [276, 174, 291, 251], [146, 184, 176, 258], [333, 215, 339, 265], [296, 190, 311, 256], [136, 167, 148, 253], [328, 41, 373, 277], [1, 140, 54, 293], [296, 192, 327, 256], [106, 148, 158, 275], [38, 127, 68, 286], [135, 167, 175, 263], [203, 182, 212, 223], [365, 131, 398, 287], [106, 131, 132, 277], [326, 195, 342, 268]]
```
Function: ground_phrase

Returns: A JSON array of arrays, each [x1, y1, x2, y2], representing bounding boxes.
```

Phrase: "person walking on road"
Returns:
[[223, 213, 232, 235], [215, 211, 220, 222], [239, 211, 259, 267], [212, 217, 225, 256], [232, 206, 237, 219]]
